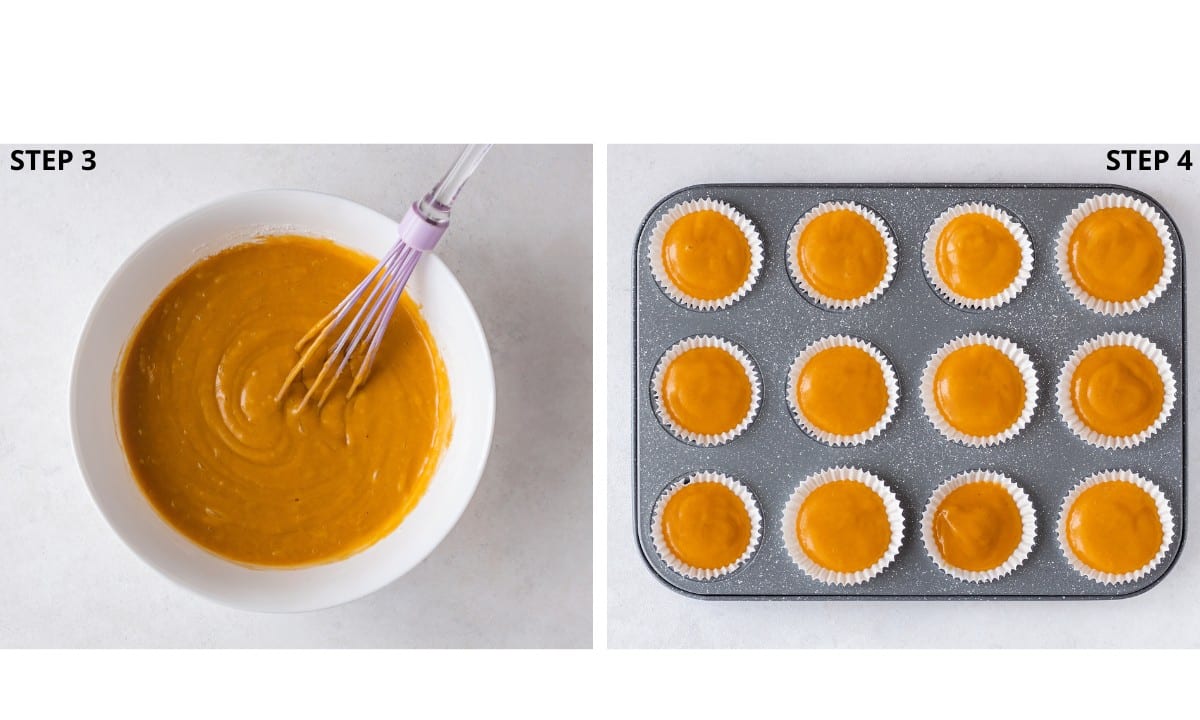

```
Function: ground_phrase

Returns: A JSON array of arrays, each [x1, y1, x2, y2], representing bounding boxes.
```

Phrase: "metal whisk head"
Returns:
[[276, 144, 490, 410]]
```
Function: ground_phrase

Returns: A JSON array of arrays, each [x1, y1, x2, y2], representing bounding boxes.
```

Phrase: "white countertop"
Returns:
[[0, 144, 592, 648], [607, 144, 1200, 648]]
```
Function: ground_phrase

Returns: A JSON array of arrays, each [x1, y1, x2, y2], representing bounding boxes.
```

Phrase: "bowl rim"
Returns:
[[68, 188, 496, 612]]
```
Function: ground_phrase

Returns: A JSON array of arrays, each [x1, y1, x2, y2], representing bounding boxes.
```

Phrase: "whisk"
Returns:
[[277, 143, 491, 410]]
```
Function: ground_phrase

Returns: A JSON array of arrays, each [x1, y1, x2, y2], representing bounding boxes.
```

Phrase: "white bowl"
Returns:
[[69, 189, 496, 612]]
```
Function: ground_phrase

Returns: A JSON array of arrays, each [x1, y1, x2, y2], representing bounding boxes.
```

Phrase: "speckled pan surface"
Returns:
[[633, 184, 1186, 599]]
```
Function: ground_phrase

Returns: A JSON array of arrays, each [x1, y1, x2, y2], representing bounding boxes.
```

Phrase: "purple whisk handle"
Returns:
[[398, 203, 448, 252], [279, 144, 490, 409]]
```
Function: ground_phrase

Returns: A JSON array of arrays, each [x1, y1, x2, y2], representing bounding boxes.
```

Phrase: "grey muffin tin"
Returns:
[[633, 183, 1186, 600]]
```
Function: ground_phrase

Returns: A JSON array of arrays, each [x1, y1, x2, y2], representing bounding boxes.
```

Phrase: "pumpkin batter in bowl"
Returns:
[[117, 234, 453, 567]]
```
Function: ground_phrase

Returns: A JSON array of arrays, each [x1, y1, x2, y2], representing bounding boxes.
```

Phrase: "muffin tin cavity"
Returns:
[[634, 184, 1185, 599]]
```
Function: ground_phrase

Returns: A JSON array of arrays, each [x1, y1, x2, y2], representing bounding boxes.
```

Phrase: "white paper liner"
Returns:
[[650, 472, 763, 581], [1057, 470, 1174, 585], [647, 198, 764, 311], [920, 333, 1038, 447], [651, 335, 762, 447], [921, 470, 1036, 583], [785, 335, 899, 446], [781, 466, 904, 586], [922, 202, 1033, 310], [1054, 193, 1175, 316], [1055, 332, 1176, 449], [785, 201, 897, 310]]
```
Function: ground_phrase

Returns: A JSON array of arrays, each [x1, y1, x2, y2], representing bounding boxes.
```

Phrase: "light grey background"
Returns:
[[608, 144, 1199, 648], [0, 144, 592, 648]]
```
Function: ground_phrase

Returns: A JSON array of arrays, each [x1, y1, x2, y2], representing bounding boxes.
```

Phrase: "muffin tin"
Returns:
[[633, 183, 1186, 599]]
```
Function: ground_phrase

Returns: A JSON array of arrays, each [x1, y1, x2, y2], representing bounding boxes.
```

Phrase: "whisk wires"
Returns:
[[274, 241, 422, 410]]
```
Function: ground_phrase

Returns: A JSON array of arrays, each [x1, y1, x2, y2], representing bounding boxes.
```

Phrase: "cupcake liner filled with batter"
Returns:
[[650, 472, 762, 581], [781, 466, 904, 586], [786, 201, 897, 310], [1056, 332, 1175, 449], [1058, 470, 1173, 585], [1055, 192, 1175, 316], [920, 333, 1038, 447], [647, 198, 764, 311], [922, 202, 1033, 311], [785, 335, 899, 446], [651, 335, 762, 446], [921, 470, 1036, 583]]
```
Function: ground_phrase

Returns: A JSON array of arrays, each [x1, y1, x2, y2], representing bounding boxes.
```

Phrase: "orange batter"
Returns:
[[661, 210, 752, 301], [660, 481, 753, 570], [796, 345, 888, 436], [1065, 481, 1163, 575], [660, 346, 752, 436], [932, 482, 1022, 572], [1067, 207, 1164, 302], [1070, 345, 1164, 437], [935, 213, 1022, 299], [933, 344, 1025, 437], [796, 209, 889, 301], [796, 480, 891, 573], [118, 235, 453, 567]]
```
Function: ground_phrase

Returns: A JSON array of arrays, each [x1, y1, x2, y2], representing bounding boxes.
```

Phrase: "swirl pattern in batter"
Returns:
[[118, 235, 453, 567]]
